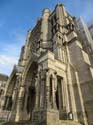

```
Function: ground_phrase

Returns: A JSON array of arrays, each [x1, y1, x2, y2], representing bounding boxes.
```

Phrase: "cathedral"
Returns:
[[0, 4, 93, 125]]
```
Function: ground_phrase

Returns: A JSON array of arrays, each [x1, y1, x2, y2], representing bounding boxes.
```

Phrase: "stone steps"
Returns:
[[1, 120, 81, 125], [0, 121, 44, 125]]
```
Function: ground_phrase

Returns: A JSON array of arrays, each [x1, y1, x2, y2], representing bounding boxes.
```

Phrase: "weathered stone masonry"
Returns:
[[1, 4, 93, 125]]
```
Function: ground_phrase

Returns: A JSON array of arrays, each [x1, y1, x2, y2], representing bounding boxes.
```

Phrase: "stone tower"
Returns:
[[1, 4, 93, 125]]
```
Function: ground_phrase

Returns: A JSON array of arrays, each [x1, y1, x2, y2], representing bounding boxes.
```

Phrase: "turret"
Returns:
[[40, 9, 51, 51]]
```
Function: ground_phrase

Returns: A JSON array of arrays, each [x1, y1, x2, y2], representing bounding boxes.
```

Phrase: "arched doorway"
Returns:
[[3, 76, 16, 111], [27, 86, 36, 120], [24, 62, 38, 120]]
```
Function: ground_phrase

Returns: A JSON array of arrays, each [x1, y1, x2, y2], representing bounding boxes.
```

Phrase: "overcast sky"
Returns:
[[0, 0, 93, 76]]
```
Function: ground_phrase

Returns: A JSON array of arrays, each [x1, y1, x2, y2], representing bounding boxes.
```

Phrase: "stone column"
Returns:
[[11, 77, 19, 110], [40, 70, 46, 109], [61, 78, 68, 111], [35, 74, 39, 109], [52, 73, 57, 109], [8, 87, 18, 121], [39, 71, 42, 109], [2, 96, 7, 110], [37, 71, 41, 108], [64, 76, 70, 115], [15, 85, 25, 121], [45, 70, 51, 109], [12, 88, 18, 107]]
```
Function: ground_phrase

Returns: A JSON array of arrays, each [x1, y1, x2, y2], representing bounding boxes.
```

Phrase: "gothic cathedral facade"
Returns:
[[1, 4, 93, 125]]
